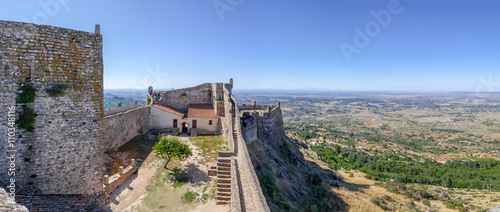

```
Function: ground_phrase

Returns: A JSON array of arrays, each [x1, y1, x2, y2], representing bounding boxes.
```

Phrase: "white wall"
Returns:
[[188, 117, 219, 132], [149, 106, 183, 129]]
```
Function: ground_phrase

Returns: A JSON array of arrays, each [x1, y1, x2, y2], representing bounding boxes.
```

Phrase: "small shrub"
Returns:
[[422, 199, 430, 206], [174, 181, 185, 188], [16, 105, 37, 132], [387, 185, 398, 193], [181, 191, 197, 204], [45, 84, 69, 97], [201, 193, 209, 203], [17, 85, 36, 104], [24, 158, 31, 162], [308, 173, 322, 185], [30, 174, 37, 178], [444, 200, 456, 209], [371, 197, 381, 206]]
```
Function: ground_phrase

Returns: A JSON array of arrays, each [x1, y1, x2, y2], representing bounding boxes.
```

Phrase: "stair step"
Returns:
[[217, 162, 231, 167], [218, 171, 230, 175], [217, 191, 231, 197], [218, 151, 233, 157], [217, 183, 231, 188], [218, 158, 231, 162], [217, 166, 230, 171], [218, 174, 230, 179], [216, 196, 231, 201], [208, 169, 217, 176], [218, 178, 231, 183], [217, 187, 231, 192], [216, 201, 230, 205]]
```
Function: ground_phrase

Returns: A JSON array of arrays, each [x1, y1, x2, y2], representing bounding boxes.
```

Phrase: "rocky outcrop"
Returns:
[[245, 106, 346, 211], [490, 205, 500, 212]]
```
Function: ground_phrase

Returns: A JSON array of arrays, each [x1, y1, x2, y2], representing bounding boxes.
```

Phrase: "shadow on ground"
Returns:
[[185, 163, 211, 187]]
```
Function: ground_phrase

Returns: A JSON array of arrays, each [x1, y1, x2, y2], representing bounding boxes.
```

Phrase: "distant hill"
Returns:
[[104, 89, 147, 110]]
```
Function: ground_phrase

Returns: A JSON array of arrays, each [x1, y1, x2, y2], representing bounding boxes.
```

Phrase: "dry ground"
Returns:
[[335, 170, 500, 212]]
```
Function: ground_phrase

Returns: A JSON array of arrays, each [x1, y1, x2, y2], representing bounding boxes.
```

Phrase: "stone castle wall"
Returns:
[[0, 20, 104, 197], [103, 106, 150, 152], [155, 82, 227, 113], [240, 104, 282, 145], [156, 83, 213, 112], [256, 107, 285, 148], [241, 116, 258, 144], [104, 105, 140, 116], [229, 94, 270, 211]]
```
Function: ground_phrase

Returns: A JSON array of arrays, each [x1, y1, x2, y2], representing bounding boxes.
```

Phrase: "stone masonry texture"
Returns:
[[0, 20, 104, 198], [103, 106, 150, 152]]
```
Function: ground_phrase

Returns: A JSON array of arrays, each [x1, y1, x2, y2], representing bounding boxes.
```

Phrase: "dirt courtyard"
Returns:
[[102, 133, 229, 212]]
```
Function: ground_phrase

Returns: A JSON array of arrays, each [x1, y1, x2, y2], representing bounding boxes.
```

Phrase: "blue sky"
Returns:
[[1, 0, 500, 91]]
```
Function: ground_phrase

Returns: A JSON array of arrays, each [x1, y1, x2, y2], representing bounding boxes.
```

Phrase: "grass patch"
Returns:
[[201, 193, 209, 204], [190, 135, 228, 163], [142, 158, 191, 210], [168, 168, 189, 188], [181, 191, 198, 204]]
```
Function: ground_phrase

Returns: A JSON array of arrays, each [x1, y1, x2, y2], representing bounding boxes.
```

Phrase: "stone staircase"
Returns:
[[215, 100, 239, 205], [216, 154, 232, 205]]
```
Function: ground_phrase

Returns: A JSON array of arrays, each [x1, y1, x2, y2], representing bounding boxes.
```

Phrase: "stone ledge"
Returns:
[[103, 163, 136, 195]]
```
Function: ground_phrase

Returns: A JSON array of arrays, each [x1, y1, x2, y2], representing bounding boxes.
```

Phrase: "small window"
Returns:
[[173, 119, 177, 128], [209, 120, 213, 125], [192, 120, 197, 129]]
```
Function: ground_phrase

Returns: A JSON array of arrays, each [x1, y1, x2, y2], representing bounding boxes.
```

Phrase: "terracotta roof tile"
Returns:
[[188, 104, 218, 118], [153, 104, 185, 118]]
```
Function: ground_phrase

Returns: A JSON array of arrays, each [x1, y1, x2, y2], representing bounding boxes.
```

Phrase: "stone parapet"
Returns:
[[103, 106, 150, 152], [104, 105, 140, 116], [103, 161, 136, 194]]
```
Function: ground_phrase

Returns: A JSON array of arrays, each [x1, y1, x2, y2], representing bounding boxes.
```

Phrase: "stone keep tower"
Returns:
[[0, 21, 104, 198]]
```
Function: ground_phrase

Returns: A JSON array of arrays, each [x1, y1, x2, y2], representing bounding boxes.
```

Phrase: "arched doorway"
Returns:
[[181, 122, 189, 133]]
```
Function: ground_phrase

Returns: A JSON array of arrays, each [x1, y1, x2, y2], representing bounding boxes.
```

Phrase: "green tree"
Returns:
[[153, 135, 192, 169], [334, 144, 341, 154]]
